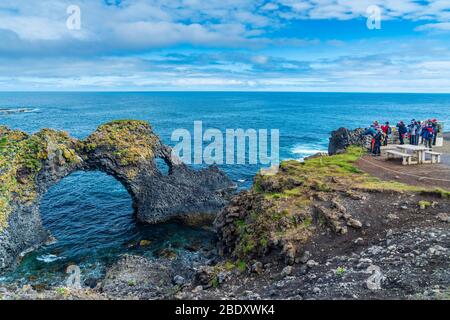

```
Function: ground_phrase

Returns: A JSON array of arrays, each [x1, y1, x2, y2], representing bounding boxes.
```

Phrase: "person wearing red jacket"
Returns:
[[381, 121, 391, 146]]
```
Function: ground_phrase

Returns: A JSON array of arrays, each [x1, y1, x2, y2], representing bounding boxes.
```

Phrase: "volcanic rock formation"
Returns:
[[328, 127, 367, 155], [0, 120, 233, 271]]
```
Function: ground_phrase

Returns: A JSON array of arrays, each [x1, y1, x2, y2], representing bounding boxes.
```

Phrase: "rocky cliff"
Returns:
[[328, 127, 367, 155], [0, 120, 233, 271], [215, 146, 449, 265]]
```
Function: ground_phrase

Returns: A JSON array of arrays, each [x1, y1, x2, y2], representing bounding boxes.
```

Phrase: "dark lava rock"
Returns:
[[0, 120, 233, 272], [328, 127, 367, 155], [101, 254, 174, 299]]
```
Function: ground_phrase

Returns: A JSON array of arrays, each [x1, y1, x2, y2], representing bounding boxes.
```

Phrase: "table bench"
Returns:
[[395, 145, 428, 164], [386, 150, 414, 165], [425, 151, 442, 164]]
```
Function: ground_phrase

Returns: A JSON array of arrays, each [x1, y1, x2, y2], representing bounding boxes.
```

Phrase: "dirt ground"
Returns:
[[437, 132, 450, 162], [179, 189, 450, 300], [355, 134, 450, 191]]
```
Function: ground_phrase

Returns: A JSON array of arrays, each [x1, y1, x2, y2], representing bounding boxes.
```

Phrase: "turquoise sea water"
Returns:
[[1, 92, 449, 286]]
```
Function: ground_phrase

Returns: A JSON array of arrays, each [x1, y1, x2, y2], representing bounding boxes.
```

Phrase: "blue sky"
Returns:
[[0, 0, 450, 92]]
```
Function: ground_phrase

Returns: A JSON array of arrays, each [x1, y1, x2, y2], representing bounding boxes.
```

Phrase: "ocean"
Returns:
[[1, 91, 449, 286]]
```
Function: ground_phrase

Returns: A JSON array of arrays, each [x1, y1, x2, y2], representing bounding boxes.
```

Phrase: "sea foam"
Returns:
[[36, 254, 63, 263], [0, 108, 40, 115], [291, 144, 327, 161]]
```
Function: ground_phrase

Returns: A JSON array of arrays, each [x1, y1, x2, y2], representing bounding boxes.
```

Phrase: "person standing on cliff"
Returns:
[[419, 120, 427, 145], [422, 122, 434, 149], [408, 119, 418, 145], [397, 121, 407, 145], [372, 129, 383, 156], [364, 125, 377, 153], [381, 122, 391, 146], [414, 120, 422, 145], [431, 119, 439, 145]]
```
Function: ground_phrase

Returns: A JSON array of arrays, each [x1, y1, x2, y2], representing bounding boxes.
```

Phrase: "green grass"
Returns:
[[301, 216, 313, 228], [56, 287, 68, 296], [223, 261, 236, 271], [0, 137, 7, 150], [236, 260, 247, 272], [335, 266, 346, 276], [418, 200, 432, 209], [259, 238, 269, 248]]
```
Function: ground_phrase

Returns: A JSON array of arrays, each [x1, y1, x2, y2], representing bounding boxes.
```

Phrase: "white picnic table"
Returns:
[[395, 144, 428, 164]]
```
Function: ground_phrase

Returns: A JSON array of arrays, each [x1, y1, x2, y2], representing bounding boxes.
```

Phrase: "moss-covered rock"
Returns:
[[83, 120, 159, 166], [0, 127, 80, 229], [0, 120, 233, 272]]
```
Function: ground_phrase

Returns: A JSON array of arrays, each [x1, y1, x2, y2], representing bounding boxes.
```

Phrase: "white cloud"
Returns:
[[0, 0, 448, 48], [416, 22, 450, 32], [251, 55, 269, 64], [276, 0, 450, 22], [0, 1, 449, 92], [261, 3, 279, 11], [1, 39, 450, 93], [0, 16, 62, 40], [113, 21, 221, 47]]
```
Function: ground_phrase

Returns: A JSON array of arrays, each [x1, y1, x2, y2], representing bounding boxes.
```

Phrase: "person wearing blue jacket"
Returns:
[[364, 125, 377, 137], [422, 122, 434, 149], [364, 125, 377, 153], [372, 129, 383, 156]]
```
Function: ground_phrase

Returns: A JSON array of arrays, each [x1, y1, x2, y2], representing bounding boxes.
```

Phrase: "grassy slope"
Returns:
[[230, 146, 450, 261]]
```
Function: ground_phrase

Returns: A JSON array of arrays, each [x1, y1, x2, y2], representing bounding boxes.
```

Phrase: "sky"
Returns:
[[0, 0, 450, 92]]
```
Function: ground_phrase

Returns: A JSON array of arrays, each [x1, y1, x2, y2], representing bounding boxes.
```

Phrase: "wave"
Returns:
[[290, 144, 328, 161], [0, 107, 40, 115], [36, 254, 64, 263], [291, 147, 326, 155]]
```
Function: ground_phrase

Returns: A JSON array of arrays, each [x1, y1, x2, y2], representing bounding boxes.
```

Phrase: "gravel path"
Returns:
[[437, 133, 450, 166], [356, 155, 450, 190], [355, 134, 450, 190], [442, 154, 450, 166]]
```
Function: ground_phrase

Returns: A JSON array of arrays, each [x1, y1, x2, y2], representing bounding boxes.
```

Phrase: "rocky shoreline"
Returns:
[[0, 124, 449, 300], [1, 189, 448, 300]]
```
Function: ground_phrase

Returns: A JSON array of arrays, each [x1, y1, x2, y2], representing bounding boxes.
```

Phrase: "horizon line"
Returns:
[[1, 90, 450, 94]]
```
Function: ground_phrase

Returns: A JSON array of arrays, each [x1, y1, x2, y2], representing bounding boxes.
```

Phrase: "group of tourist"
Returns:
[[364, 119, 440, 156]]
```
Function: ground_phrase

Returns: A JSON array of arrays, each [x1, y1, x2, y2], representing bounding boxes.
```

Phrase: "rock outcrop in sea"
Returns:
[[0, 120, 233, 271], [328, 127, 366, 155]]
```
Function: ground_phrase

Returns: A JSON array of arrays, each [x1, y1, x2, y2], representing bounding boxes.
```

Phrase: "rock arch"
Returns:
[[0, 120, 233, 271]]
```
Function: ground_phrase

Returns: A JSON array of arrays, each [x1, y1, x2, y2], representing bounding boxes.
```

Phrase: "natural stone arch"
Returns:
[[0, 120, 233, 271], [39, 169, 134, 252]]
